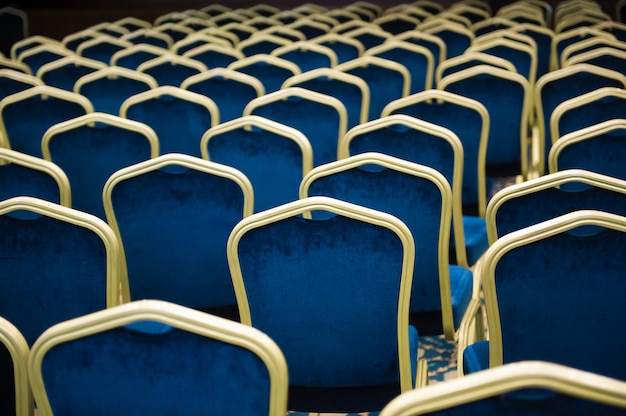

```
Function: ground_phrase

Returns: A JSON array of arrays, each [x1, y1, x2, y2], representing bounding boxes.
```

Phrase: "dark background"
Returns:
[[1, 0, 621, 40]]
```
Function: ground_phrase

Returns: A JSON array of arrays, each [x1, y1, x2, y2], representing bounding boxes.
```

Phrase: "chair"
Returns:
[[364, 39, 434, 94], [300, 152, 474, 340], [0, 68, 42, 101], [0, 195, 124, 347], [75, 35, 133, 65], [549, 119, 626, 181], [10, 35, 60, 61], [420, 19, 474, 59], [511, 23, 555, 80], [74, 66, 157, 115], [16, 43, 72, 75], [42, 112, 159, 220], [0, 6, 28, 58], [120, 28, 173, 50], [308, 32, 364, 64], [237, 33, 291, 57], [0, 316, 30, 416], [270, 40, 338, 71], [286, 18, 330, 39], [62, 29, 101, 52], [374, 13, 421, 35], [0, 56, 31, 75], [152, 22, 192, 44], [550, 27, 614, 71], [335, 55, 410, 120], [227, 196, 427, 413], [182, 43, 244, 69], [395, 30, 447, 72], [120, 85, 219, 157], [136, 53, 207, 87], [282, 67, 369, 129], [0, 147, 70, 206], [338, 114, 488, 269], [471, 16, 516, 37], [382, 89, 490, 218], [343, 26, 393, 50], [533, 63, 626, 174], [435, 51, 517, 85], [229, 54, 301, 93], [103, 154, 252, 319], [380, 361, 626, 416], [35, 55, 106, 91], [486, 169, 626, 245], [0, 85, 93, 158], [461, 209, 626, 382], [28, 300, 289, 416], [243, 87, 348, 167], [440, 65, 532, 179], [181, 68, 264, 122], [109, 43, 168, 70], [565, 46, 626, 76], [201, 115, 312, 212], [559, 37, 626, 68], [550, 87, 626, 144]]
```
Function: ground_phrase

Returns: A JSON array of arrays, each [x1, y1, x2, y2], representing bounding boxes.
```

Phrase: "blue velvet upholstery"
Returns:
[[203, 122, 305, 212], [44, 118, 155, 220], [0, 161, 63, 205], [108, 161, 247, 318], [0, 208, 109, 345], [274, 47, 334, 72], [240, 39, 287, 57], [556, 90, 626, 139], [78, 75, 154, 115], [113, 48, 164, 70], [122, 88, 217, 157], [79, 41, 127, 65], [230, 57, 297, 93], [399, 33, 444, 70], [19, 49, 67, 75], [184, 47, 240, 69], [315, 36, 362, 64], [0, 89, 90, 158], [38, 60, 101, 91], [538, 69, 625, 163], [305, 160, 472, 337], [140, 59, 203, 87], [515, 25, 552, 79], [425, 27, 472, 59], [232, 201, 418, 412], [367, 41, 432, 94], [466, 217, 626, 382], [247, 90, 344, 167], [0, 72, 39, 101]]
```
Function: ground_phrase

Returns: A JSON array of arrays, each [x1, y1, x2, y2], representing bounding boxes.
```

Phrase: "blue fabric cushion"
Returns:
[[463, 340, 489, 375]]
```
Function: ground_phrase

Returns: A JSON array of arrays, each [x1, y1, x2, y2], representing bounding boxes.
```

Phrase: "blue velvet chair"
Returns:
[[300, 152, 474, 340], [228, 54, 300, 93], [0, 68, 42, 101], [511, 23, 554, 80], [419, 19, 474, 59], [244, 87, 348, 167], [271, 40, 338, 72], [466, 35, 537, 84], [435, 51, 516, 85], [380, 361, 626, 416], [282, 67, 370, 129], [74, 66, 158, 115], [534, 63, 626, 174], [109, 44, 168, 70], [227, 196, 427, 413], [182, 43, 244, 69], [549, 119, 626, 181], [486, 169, 626, 244], [28, 300, 289, 416], [309, 33, 364, 65], [0, 316, 30, 416], [103, 153, 253, 320], [75, 35, 132, 65], [237, 33, 291, 57], [16, 43, 72, 75], [0, 56, 31, 74], [339, 114, 488, 268], [0, 85, 93, 158], [201, 115, 312, 213], [396, 30, 446, 72], [439, 64, 532, 179], [461, 210, 626, 382], [0, 147, 70, 206], [335, 55, 410, 120], [36, 55, 105, 91], [120, 28, 173, 50], [120, 85, 219, 157], [0, 196, 125, 348], [42, 112, 159, 220], [136, 53, 206, 87], [181, 68, 264, 122], [10, 35, 60, 61]]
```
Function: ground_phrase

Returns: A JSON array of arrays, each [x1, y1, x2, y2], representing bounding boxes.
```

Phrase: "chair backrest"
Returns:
[[380, 361, 626, 416], [0, 147, 70, 206], [309, 32, 364, 64], [560, 37, 626, 68], [282, 67, 370, 129], [486, 169, 626, 244], [120, 28, 173, 50], [75, 35, 132, 65], [481, 210, 626, 379], [0, 85, 93, 158], [440, 64, 531, 178], [420, 19, 474, 59], [28, 300, 289, 416], [136, 53, 206, 86], [103, 153, 252, 319], [466, 35, 538, 85], [335, 55, 410, 120], [534, 64, 626, 174], [565, 46, 626, 76], [511, 23, 554, 79], [182, 42, 244, 69], [120, 85, 218, 157], [227, 196, 417, 412], [109, 43, 168, 69], [181, 67, 264, 122], [229, 53, 301, 93], [244, 87, 348, 167], [549, 118, 626, 181], [74, 66, 158, 115], [0, 68, 42, 101], [0, 56, 31, 75], [551, 27, 615, 71], [42, 112, 159, 219], [36, 55, 106, 91], [435, 51, 517, 85], [270, 40, 338, 71], [382, 89, 489, 216], [17, 43, 73, 75], [395, 30, 447, 71], [0, 316, 31, 416], [550, 86, 626, 143], [300, 152, 467, 339], [202, 115, 312, 212], [0, 196, 124, 346], [10, 35, 61, 61], [237, 33, 291, 56]]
